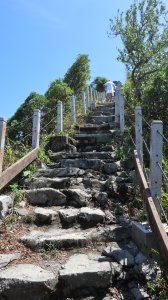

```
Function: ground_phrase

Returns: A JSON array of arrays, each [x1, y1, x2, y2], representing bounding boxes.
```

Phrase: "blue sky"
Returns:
[[0, 0, 141, 118]]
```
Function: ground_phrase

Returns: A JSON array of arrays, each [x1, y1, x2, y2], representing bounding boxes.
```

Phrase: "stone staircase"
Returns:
[[0, 103, 156, 299]]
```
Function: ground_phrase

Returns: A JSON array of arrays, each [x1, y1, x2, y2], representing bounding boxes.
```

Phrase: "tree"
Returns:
[[8, 92, 47, 142], [91, 76, 108, 92], [109, 0, 168, 101], [64, 54, 90, 95], [45, 78, 73, 108]]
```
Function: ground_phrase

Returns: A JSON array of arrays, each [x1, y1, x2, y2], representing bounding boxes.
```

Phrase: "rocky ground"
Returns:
[[0, 103, 164, 299]]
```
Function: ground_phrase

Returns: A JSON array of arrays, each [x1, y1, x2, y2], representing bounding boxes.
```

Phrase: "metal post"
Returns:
[[149, 120, 163, 215], [0, 118, 7, 173], [70, 95, 76, 123], [135, 105, 143, 166], [32, 109, 41, 149], [57, 101, 63, 132]]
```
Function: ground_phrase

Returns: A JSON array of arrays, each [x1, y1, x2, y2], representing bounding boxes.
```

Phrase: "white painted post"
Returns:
[[0, 118, 7, 173], [119, 90, 125, 132], [57, 101, 63, 132], [81, 92, 86, 114], [89, 86, 93, 108], [32, 109, 41, 149], [115, 90, 120, 124], [135, 105, 143, 166], [149, 120, 163, 215], [70, 95, 76, 123], [85, 87, 89, 108]]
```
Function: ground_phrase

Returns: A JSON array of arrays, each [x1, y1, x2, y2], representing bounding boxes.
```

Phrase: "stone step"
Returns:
[[59, 253, 121, 291], [0, 263, 57, 300], [74, 133, 114, 145], [49, 151, 115, 161], [25, 188, 67, 206], [56, 158, 103, 171], [37, 167, 86, 178], [79, 123, 110, 132], [91, 115, 115, 124], [20, 225, 131, 251], [26, 176, 105, 191], [25, 188, 92, 208], [58, 207, 105, 227]]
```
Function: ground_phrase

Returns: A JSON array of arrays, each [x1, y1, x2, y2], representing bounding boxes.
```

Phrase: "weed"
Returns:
[[9, 182, 24, 204], [45, 242, 58, 257]]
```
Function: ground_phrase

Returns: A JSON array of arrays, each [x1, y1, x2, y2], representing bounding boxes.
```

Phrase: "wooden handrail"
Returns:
[[0, 148, 39, 190], [134, 150, 168, 268]]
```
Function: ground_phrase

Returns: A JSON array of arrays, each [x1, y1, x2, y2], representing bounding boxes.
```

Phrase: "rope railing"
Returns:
[[6, 115, 33, 129], [0, 88, 106, 177]]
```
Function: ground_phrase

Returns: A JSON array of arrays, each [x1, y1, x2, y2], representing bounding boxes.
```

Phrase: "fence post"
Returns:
[[32, 109, 41, 149], [70, 95, 76, 123], [135, 105, 143, 166], [149, 120, 163, 216], [57, 101, 63, 132], [120, 90, 125, 132], [85, 88, 89, 108], [0, 118, 7, 174], [115, 90, 120, 124], [81, 92, 86, 114]]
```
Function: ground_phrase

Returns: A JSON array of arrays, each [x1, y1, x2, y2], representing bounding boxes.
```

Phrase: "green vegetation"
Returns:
[[91, 76, 108, 92], [64, 54, 90, 95]]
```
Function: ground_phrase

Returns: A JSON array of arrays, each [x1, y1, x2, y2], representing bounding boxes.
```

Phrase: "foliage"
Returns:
[[91, 76, 108, 92], [109, 0, 168, 101], [147, 277, 168, 298], [9, 182, 24, 204], [7, 92, 47, 142], [64, 54, 90, 95], [45, 78, 73, 108]]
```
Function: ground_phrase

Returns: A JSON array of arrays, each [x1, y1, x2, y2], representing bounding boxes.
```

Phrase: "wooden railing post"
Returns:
[[119, 90, 125, 132], [32, 109, 41, 149], [57, 101, 63, 132], [135, 105, 143, 166], [0, 118, 7, 173], [82, 92, 86, 114], [149, 120, 163, 215], [70, 95, 76, 123], [115, 90, 120, 124]]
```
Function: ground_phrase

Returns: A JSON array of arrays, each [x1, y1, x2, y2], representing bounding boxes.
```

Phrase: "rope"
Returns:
[[142, 137, 150, 156], [157, 162, 168, 182], [125, 127, 136, 148], [40, 116, 56, 132], [8, 131, 32, 150], [7, 116, 33, 129], [138, 113, 151, 129], [156, 196, 168, 225], [157, 130, 168, 144]]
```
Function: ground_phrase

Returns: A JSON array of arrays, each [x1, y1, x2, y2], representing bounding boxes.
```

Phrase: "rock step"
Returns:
[[73, 133, 114, 145], [78, 123, 110, 132], [20, 224, 131, 251], [50, 158, 104, 170], [24, 206, 105, 227], [59, 253, 120, 291], [37, 167, 86, 178], [0, 263, 57, 300], [49, 151, 115, 161], [90, 115, 115, 124], [26, 188, 92, 208], [26, 176, 106, 191]]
